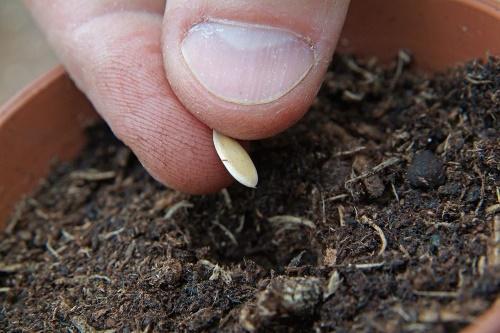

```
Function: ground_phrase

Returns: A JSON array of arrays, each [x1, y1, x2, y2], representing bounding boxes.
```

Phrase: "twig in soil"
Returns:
[[405, 140, 415, 153], [458, 269, 465, 289], [320, 190, 326, 225], [403, 323, 429, 332], [488, 215, 500, 268], [164, 200, 194, 219], [0, 287, 11, 293], [235, 215, 245, 233], [344, 57, 376, 83], [46, 241, 61, 260], [473, 164, 486, 215], [34, 208, 50, 220], [55, 275, 106, 285], [337, 205, 346, 227], [440, 133, 452, 156], [311, 186, 325, 224], [118, 240, 136, 269], [390, 50, 411, 90], [334, 146, 367, 157], [124, 240, 136, 260], [288, 250, 306, 267], [323, 270, 342, 300], [345, 157, 400, 185], [151, 191, 183, 213], [465, 74, 493, 85], [486, 204, 500, 215], [342, 90, 365, 101], [200, 260, 232, 284], [221, 189, 233, 209], [268, 215, 316, 229], [70, 169, 116, 181], [478, 256, 487, 275], [99, 227, 125, 240], [350, 262, 385, 270], [90, 275, 112, 283], [326, 194, 349, 202], [78, 247, 92, 258], [419, 309, 472, 324], [0, 263, 23, 273], [434, 222, 454, 229], [213, 220, 238, 245], [75, 220, 93, 231], [360, 216, 387, 256], [5, 200, 26, 234], [399, 244, 411, 258], [333, 261, 385, 270], [141, 325, 152, 333], [392, 305, 412, 322], [391, 182, 400, 203], [210, 265, 232, 284], [61, 229, 75, 241], [413, 290, 459, 298]]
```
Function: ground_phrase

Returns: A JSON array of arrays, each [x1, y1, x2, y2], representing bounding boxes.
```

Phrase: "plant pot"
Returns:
[[0, 0, 498, 331]]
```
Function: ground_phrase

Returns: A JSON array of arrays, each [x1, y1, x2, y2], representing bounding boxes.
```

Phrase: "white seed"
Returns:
[[213, 130, 258, 188]]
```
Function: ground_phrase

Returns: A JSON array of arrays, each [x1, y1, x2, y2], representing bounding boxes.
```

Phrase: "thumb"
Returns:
[[162, 0, 350, 140]]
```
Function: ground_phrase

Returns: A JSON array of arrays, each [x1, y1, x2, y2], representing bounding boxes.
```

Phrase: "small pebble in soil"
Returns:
[[240, 277, 322, 331], [407, 150, 445, 190]]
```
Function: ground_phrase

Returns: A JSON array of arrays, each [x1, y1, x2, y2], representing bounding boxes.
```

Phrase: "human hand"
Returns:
[[25, 0, 350, 193]]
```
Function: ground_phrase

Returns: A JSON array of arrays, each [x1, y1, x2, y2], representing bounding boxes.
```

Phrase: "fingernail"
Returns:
[[181, 20, 314, 105]]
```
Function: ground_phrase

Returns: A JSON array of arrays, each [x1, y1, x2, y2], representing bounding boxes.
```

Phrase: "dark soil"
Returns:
[[1, 54, 499, 333]]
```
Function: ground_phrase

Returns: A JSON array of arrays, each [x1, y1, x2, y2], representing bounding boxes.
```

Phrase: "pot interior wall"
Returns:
[[0, 68, 98, 227], [338, 0, 500, 70], [0, 0, 499, 227]]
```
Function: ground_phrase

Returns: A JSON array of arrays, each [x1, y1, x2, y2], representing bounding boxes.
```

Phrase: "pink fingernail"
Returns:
[[181, 20, 314, 105]]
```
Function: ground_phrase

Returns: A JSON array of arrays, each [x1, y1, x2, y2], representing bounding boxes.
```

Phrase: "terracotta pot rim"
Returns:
[[0, 66, 65, 125]]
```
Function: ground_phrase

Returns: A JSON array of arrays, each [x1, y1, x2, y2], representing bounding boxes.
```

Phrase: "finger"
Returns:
[[162, 0, 350, 140], [24, 0, 233, 193]]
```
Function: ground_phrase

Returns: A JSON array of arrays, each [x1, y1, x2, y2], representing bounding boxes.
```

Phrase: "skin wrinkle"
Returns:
[[132, 124, 203, 153], [70, 12, 163, 92], [116, 102, 198, 140], [135, 135, 216, 175], [96, 75, 163, 118], [119, 113, 201, 149], [70, 18, 158, 113], [115, 98, 213, 150], [144, 145, 222, 184], [131, 115, 205, 144]]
